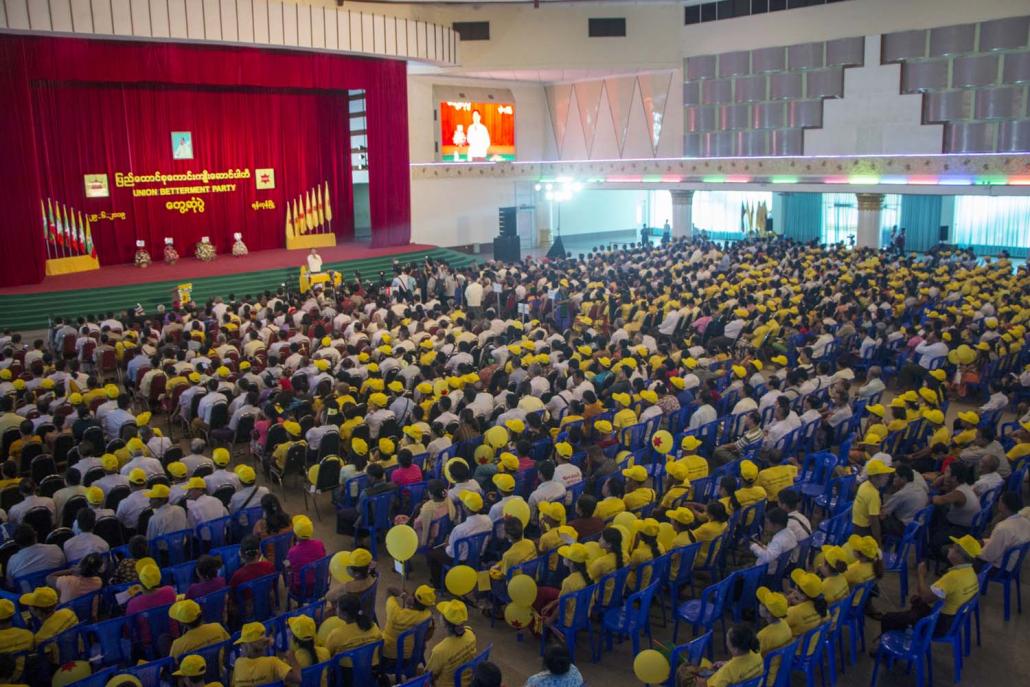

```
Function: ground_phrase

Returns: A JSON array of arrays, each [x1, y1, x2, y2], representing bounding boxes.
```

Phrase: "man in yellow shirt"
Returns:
[[621, 465, 656, 512], [755, 587, 793, 685], [490, 518, 537, 581], [0, 599, 33, 681], [381, 585, 434, 661], [231, 622, 299, 687], [20, 587, 78, 664], [168, 599, 230, 658], [172, 654, 221, 687], [852, 458, 894, 543], [756, 462, 798, 502], [426, 600, 478, 687]]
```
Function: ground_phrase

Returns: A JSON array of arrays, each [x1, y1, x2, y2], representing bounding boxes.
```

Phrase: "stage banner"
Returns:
[[30, 84, 352, 267]]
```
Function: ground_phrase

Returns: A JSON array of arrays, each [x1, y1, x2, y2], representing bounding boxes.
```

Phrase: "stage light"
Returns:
[[534, 183, 542, 191]]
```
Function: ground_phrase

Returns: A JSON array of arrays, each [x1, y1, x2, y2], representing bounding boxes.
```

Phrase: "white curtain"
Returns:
[[693, 191, 772, 235], [953, 196, 1030, 252]]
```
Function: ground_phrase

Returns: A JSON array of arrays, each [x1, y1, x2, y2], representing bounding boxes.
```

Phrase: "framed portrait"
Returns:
[[171, 132, 193, 160], [83, 173, 110, 198]]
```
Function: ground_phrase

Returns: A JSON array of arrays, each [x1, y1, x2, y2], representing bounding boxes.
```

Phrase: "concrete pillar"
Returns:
[[671, 190, 695, 239], [855, 192, 884, 249]]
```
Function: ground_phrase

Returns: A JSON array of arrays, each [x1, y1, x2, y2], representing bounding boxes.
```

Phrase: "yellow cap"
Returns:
[[20, 586, 59, 608], [212, 447, 230, 466], [636, 518, 660, 537], [919, 387, 939, 406], [739, 460, 758, 482], [821, 545, 849, 567], [172, 655, 207, 677], [235, 465, 256, 484], [105, 676, 142, 687], [852, 536, 881, 560], [865, 458, 895, 476], [436, 599, 469, 625], [666, 507, 696, 526], [0, 598, 15, 620], [105, 384, 120, 399], [866, 404, 885, 418], [558, 543, 590, 563], [639, 389, 658, 404], [594, 420, 613, 434], [957, 411, 980, 425], [680, 436, 703, 451], [101, 453, 119, 471], [555, 441, 573, 458], [922, 408, 945, 425], [378, 437, 396, 455], [167, 462, 187, 479], [138, 563, 161, 589], [349, 548, 373, 567], [287, 614, 317, 640], [314, 359, 330, 372], [68, 392, 83, 405], [146, 483, 171, 499], [403, 425, 424, 440], [732, 365, 747, 379], [188, 372, 202, 384], [770, 355, 788, 366], [459, 490, 484, 513], [504, 418, 525, 434], [928, 369, 947, 382], [756, 586, 789, 618], [790, 569, 824, 598], [351, 437, 368, 456], [234, 621, 268, 644], [283, 421, 302, 437], [492, 473, 516, 492], [86, 486, 104, 506], [622, 465, 648, 482], [949, 534, 982, 559], [538, 501, 566, 524], [861, 432, 883, 446], [128, 468, 147, 485], [369, 393, 389, 408], [293, 515, 314, 539], [136, 412, 152, 426], [169, 599, 202, 624], [414, 585, 437, 606], [185, 477, 206, 491], [612, 392, 632, 407]]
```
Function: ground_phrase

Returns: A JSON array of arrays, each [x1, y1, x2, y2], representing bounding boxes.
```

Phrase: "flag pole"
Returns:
[[41, 199, 52, 261]]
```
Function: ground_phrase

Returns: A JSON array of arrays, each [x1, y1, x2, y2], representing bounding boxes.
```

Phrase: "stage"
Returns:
[[0, 244, 480, 332]]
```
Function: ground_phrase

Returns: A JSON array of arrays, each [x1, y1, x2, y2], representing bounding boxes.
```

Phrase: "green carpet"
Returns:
[[0, 247, 481, 332]]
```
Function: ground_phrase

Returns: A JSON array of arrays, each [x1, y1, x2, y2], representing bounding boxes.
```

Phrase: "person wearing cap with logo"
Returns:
[[628, 518, 665, 588], [621, 465, 656, 513], [93, 453, 130, 496], [228, 465, 268, 514], [20, 586, 78, 663], [119, 442, 164, 480], [186, 476, 229, 533], [785, 569, 829, 640], [285, 515, 326, 592], [876, 534, 982, 642], [232, 621, 300, 687], [815, 546, 851, 604], [168, 598, 230, 658], [0, 597, 33, 681], [172, 654, 220, 687], [205, 448, 242, 495], [429, 490, 492, 583], [116, 469, 151, 530], [381, 584, 435, 661], [81, 485, 115, 522], [286, 614, 329, 668], [427, 599, 477, 686], [145, 482, 189, 540], [754, 587, 793, 685], [852, 458, 894, 544]]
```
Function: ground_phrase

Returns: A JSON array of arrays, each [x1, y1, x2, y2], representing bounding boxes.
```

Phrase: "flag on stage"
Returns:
[[61, 204, 75, 252], [305, 190, 314, 232], [55, 201, 65, 248], [293, 198, 303, 235], [323, 181, 333, 224], [285, 202, 294, 238], [41, 199, 52, 258], [47, 199, 58, 245], [72, 209, 83, 254], [84, 212, 96, 258], [315, 185, 325, 231]]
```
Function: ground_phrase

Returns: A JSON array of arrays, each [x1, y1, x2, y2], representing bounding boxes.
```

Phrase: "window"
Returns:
[[953, 196, 1030, 254], [822, 193, 900, 247], [685, 0, 852, 24], [693, 191, 773, 238], [588, 18, 626, 37], [452, 22, 490, 41]]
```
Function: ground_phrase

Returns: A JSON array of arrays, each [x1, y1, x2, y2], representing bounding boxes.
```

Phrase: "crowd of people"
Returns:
[[0, 234, 1028, 687]]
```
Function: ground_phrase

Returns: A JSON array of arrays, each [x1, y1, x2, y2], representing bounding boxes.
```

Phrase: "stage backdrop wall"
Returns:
[[0, 36, 411, 288]]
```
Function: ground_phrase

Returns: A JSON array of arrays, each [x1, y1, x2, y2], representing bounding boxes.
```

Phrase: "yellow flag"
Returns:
[[294, 198, 304, 235], [323, 181, 333, 223], [303, 191, 312, 231], [316, 184, 325, 229], [84, 213, 96, 257], [285, 202, 294, 238]]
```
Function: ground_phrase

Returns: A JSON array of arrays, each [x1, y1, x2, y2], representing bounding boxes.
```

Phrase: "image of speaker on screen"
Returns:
[[440, 100, 515, 162], [466, 110, 491, 161]]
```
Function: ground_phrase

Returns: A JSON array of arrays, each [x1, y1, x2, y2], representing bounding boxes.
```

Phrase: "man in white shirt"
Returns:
[[229, 466, 269, 513], [553, 446, 583, 489], [116, 469, 151, 530], [972, 454, 1005, 498], [857, 367, 886, 399], [185, 477, 229, 533], [101, 395, 136, 441], [749, 507, 798, 576], [63, 509, 110, 562], [431, 490, 492, 583], [7, 481, 56, 528], [979, 493, 1030, 571], [205, 448, 242, 494], [528, 461, 567, 521], [464, 278, 484, 317], [120, 447, 165, 479], [145, 484, 189, 540], [181, 439, 215, 476], [687, 398, 718, 431], [900, 332, 948, 388], [93, 454, 130, 496], [306, 249, 323, 273]]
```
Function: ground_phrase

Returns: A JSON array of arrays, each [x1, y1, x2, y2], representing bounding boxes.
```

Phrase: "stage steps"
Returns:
[[0, 247, 481, 332]]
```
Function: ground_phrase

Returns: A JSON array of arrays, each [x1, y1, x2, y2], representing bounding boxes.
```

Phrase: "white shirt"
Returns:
[[786, 511, 812, 541], [116, 489, 150, 529], [205, 469, 242, 495], [750, 527, 799, 572], [688, 404, 717, 431], [229, 485, 270, 513], [307, 253, 323, 273], [554, 464, 583, 489], [120, 455, 165, 479], [445, 513, 492, 558], [972, 472, 1004, 498], [147, 503, 189, 539], [465, 282, 484, 308], [197, 393, 228, 424], [63, 532, 110, 562], [8, 495, 57, 527], [980, 514, 1030, 569], [187, 495, 229, 531], [914, 341, 948, 368], [528, 479, 567, 519], [182, 454, 215, 476]]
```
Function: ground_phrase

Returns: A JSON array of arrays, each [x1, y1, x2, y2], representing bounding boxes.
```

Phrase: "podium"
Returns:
[[286, 233, 336, 251], [299, 267, 342, 294]]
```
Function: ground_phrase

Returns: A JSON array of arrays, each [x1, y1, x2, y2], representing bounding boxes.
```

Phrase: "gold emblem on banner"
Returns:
[[255, 168, 276, 190], [83, 174, 110, 198]]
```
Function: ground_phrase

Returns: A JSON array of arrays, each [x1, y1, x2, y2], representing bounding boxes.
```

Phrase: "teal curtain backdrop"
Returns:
[[781, 193, 823, 243], [900, 195, 942, 253]]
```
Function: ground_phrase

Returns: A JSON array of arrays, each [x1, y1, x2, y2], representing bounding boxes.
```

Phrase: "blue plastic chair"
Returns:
[[149, 527, 194, 566], [126, 655, 174, 687], [870, 603, 943, 687], [359, 490, 397, 557], [300, 658, 336, 687], [338, 473, 369, 509], [266, 600, 326, 652], [183, 637, 233, 684], [262, 530, 293, 570], [211, 543, 242, 579], [11, 566, 61, 593], [454, 644, 492, 687], [65, 666, 119, 687], [196, 586, 230, 625], [762, 638, 799, 687], [599, 582, 659, 661], [37, 624, 86, 665], [660, 543, 700, 624], [790, 622, 833, 687], [931, 594, 980, 683], [729, 563, 767, 622], [131, 601, 174, 659], [986, 540, 1030, 621], [231, 505, 263, 541], [673, 574, 733, 643], [335, 640, 383, 687], [692, 533, 728, 586], [729, 677, 763, 687], [883, 521, 920, 604], [543, 583, 597, 664], [83, 614, 133, 665], [837, 580, 875, 666], [666, 630, 714, 686], [196, 514, 232, 549], [57, 589, 101, 623], [394, 618, 432, 682], [289, 555, 331, 607], [162, 558, 198, 593], [234, 572, 280, 624], [440, 531, 491, 586], [397, 675, 432, 687]]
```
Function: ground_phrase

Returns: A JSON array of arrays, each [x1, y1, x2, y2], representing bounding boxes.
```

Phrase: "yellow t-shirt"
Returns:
[[659, 485, 689, 510], [496, 538, 537, 577], [292, 644, 330, 669], [852, 481, 881, 528], [627, 543, 664, 589], [326, 621, 384, 664], [317, 617, 345, 647], [169, 622, 230, 657], [757, 618, 793, 686], [757, 465, 798, 501], [0, 626, 33, 679], [594, 497, 626, 521], [786, 600, 823, 639], [678, 455, 710, 481], [232, 656, 291, 687], [382, 596, 431, 660], [691, 521, 728, 568], [720, 485, 767, 514], [425, 629, 478, 687], [613, 409, 637, 430], [929, 426, 951, 448], [623, 487, 656, 513], [931, 564, 979, 615], [558, 571, 589, 626], [587, 552, 621, 605], [35, 609, 78, 663], [708, 651, 764, 687], [821, 574, 849, 604], [844, 560, 874, 587]]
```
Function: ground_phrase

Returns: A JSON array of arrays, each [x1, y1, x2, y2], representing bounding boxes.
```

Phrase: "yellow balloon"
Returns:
[[329, 551, 353, 583], [484, 425, 510, 449], [385, 524, 418, 562], [633, 649, 671, 684], [650, 429, 673, 455], [507, 574, 538, 607], [502, 497, 531, 527], [613, 511, 638, 532], [445, 565, 478, 597], [504, 602, 534, 630]]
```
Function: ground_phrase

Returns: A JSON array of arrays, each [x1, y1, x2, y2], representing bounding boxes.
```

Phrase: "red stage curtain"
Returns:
[[32, 83, 351, 264], [0, 36, 411, 287]]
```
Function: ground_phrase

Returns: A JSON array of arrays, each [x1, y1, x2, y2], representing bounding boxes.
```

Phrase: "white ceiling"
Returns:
[[446, 67, 657, 83]]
